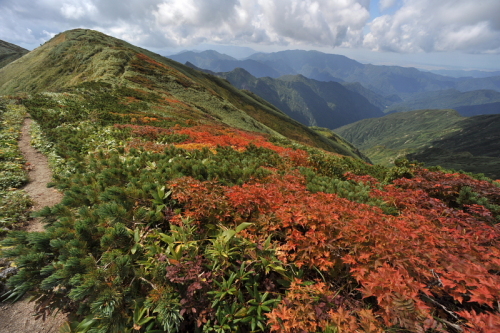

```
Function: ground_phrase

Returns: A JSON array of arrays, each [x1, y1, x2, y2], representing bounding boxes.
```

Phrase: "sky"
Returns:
[[1, 0, 499, 71]]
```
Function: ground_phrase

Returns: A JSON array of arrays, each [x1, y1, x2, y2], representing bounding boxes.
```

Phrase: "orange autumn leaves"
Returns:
[[109, 118, 500, 331], [117, 122, 309, 164], [168, 170, 500, 332]]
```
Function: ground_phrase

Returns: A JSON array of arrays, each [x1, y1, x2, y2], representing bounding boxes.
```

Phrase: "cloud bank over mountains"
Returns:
[[1, 0, 499, 56], [152, 0, 370, 48], [366, 0, 500, 53]]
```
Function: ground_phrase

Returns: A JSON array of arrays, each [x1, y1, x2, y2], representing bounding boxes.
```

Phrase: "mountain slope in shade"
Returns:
[[341, 82, 402, 110], [455, 101, 500, 116], [219, 68, 384, 129], [335, 109, 500, 178], [0, 29, 365, 160], [0, 39, 29, 69], [454, 75, 500, 92]]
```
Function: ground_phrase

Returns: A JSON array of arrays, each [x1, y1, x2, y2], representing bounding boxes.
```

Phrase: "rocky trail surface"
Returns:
[[0, 117, 67, 333]]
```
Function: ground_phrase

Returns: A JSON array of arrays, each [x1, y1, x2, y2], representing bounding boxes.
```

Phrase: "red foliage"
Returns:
[[173, 125, 309, 165], [401, 169, 500, 203], [126, 138, 168, 153], [168, 168, 500, 331], [135, 53, 194, 87], [456, 310, 500, 333]]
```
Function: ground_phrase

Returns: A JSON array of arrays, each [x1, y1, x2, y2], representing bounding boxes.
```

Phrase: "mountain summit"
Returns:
[[0, 29, 363, 159]]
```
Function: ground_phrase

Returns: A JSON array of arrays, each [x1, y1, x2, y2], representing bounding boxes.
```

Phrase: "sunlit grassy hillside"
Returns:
[[335, 109, 500, 179], [0, 29, 364, 160]]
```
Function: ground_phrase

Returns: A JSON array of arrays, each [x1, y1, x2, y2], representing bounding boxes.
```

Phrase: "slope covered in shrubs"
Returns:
[[1, 83, 500, 333], [1, 29, 500, 333], [0, 29, 364, 161]]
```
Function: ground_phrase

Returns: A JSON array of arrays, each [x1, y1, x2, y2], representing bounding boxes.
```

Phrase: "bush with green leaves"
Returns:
[[0, 99, 29, 191], [0, 98, 32, 234], [0, 191, 33, 236], [1, 133, 290, 332], [3, 86, 500, 333]]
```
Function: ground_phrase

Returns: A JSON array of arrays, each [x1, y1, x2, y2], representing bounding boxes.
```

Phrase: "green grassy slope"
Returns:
[[0, 29, 364, 159], [335, 109, 500, 178], [0, 40, 29, 69]]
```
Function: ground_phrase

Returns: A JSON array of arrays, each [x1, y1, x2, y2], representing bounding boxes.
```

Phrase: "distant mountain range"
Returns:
[[169, 49, 500, 117], [170, 50, 281, 78], [335, 109, 500, 178], [169, 49, 500, 96], [218, 68, 384, 129], [429, 69, 500, 79], [0, 39, 29, 69]]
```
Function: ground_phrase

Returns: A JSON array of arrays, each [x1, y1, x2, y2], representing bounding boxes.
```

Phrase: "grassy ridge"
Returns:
[[0, 29, 365, 159], [335, 109, 500, 178], [0, 40, 28, 69]]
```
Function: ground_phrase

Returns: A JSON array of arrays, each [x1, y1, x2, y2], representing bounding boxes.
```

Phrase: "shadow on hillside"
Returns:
[[407, 114, 500, 178]]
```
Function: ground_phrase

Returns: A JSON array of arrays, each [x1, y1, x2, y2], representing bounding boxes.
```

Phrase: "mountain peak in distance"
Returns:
[[0, 39, 29, 69]]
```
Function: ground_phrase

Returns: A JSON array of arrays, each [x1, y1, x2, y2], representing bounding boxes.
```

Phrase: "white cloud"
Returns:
[[379, 0, 397, 12], [42, 30, 56, 39], [61, 0, 98, 19], [151, 0, 370, 47], [0, 0, 499, 58], [364, 0, 500, 53]]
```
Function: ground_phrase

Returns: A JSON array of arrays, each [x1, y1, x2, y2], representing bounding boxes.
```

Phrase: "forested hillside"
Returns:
[[1, 29, 500, 333]]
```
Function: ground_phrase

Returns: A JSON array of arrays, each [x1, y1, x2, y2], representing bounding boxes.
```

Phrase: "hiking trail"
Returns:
[[0, 117, 67, 333]]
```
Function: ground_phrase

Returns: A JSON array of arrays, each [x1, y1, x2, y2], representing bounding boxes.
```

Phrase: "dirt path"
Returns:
[[0, 117, 67, 333]]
